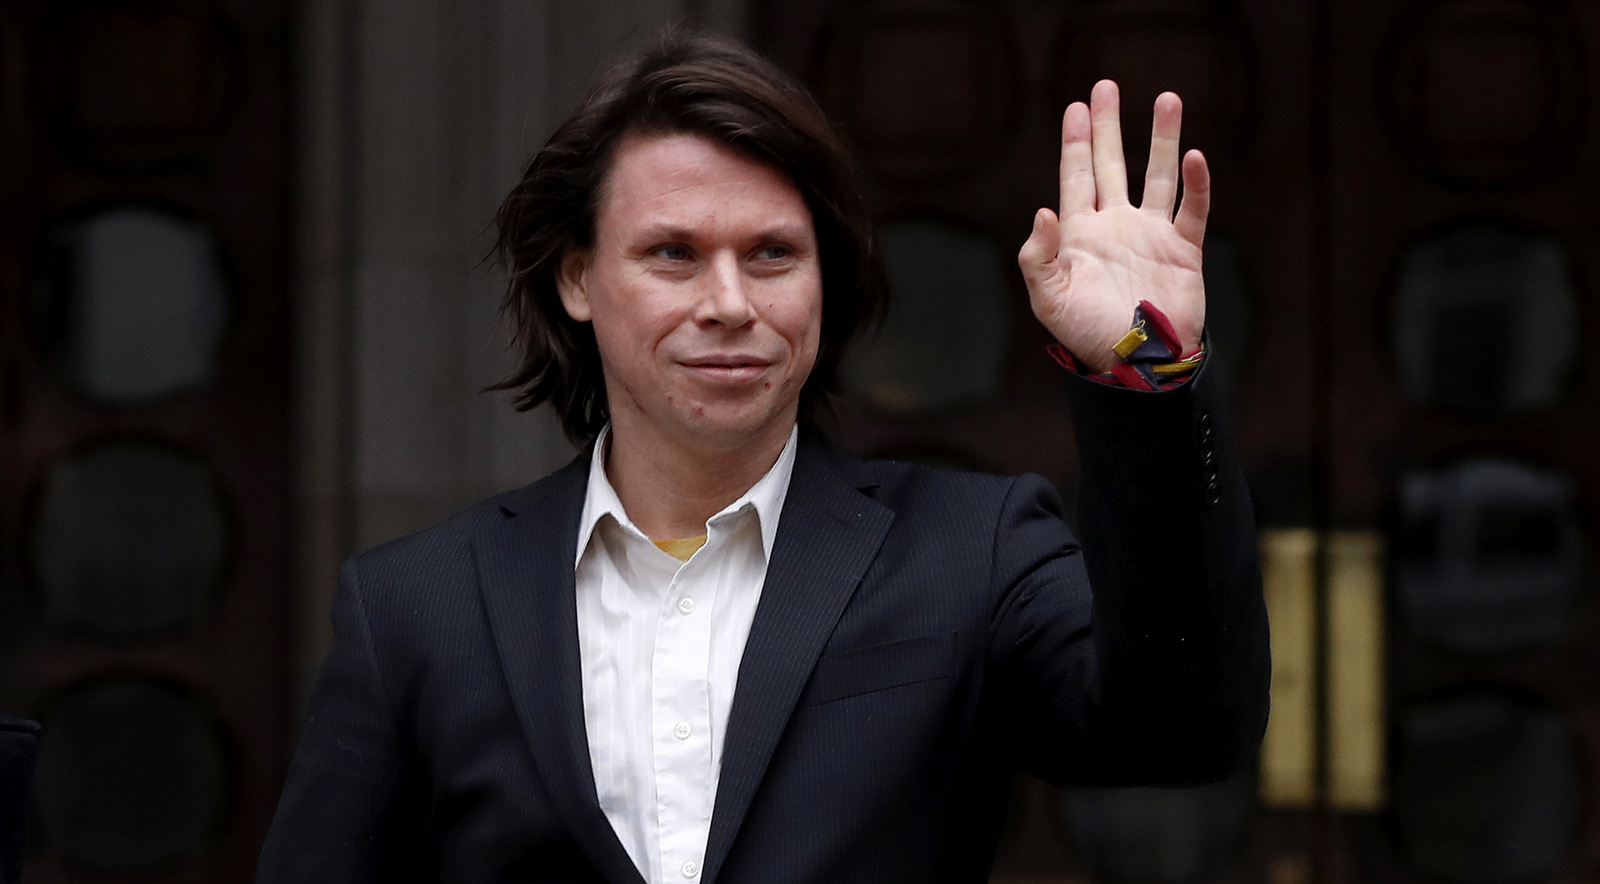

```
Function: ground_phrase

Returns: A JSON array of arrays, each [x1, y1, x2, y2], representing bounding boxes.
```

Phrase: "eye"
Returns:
[[652, 244, 691, 262], [754, 244, 792, 261]]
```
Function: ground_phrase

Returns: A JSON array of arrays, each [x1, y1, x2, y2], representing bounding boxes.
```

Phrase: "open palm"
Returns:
[[1020, 81, 1209, 374]]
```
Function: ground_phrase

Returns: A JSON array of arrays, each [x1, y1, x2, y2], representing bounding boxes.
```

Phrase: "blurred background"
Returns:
[[2, 0, 1599, 882]]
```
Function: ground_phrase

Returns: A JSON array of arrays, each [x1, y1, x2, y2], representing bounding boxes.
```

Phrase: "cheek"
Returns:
[[800, 308, 822, 362], [773, 273, 823, 358], [771, 301, 821, 372], [587, 312, 630, 357], [589, 285, 683, 357], [589, 317, 662, 387], [801, 289, 824, 363]]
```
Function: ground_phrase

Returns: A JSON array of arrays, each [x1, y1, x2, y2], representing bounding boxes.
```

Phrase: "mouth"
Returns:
[[679, 357, 774, 383]]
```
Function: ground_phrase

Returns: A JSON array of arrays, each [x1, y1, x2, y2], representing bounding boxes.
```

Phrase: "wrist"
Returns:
[[1048, 301, 1205, 391]]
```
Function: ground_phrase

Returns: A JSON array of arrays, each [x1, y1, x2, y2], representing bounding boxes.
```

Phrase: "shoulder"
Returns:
[[349, 454, 588, 591], [818, 442, 1066, 534], [0, 710, 38, 733], [803, 445, 1078, 605], [851, 455, 1014, 503]]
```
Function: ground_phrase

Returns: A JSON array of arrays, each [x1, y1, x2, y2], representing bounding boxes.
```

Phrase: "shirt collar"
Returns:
[[574, 424, 799, 568]]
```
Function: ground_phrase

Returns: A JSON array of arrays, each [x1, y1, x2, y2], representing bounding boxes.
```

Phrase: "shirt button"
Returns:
[[677, 597, 696, 614], [673, 721, 691, 740], [681, 860, 700, 878]]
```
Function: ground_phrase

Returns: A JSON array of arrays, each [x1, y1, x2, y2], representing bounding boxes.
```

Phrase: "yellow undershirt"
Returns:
[[652, 535, 707, 562]]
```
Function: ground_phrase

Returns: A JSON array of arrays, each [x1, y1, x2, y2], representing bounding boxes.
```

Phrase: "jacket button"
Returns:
[[1206, 481, 1222, 506]]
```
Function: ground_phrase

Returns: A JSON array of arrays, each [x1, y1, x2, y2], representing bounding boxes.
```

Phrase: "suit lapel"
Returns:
[[473, 455, 646, 884], [702, 442, 894, 884]]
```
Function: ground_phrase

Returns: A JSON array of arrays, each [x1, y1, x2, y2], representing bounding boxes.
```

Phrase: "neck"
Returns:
[[603, 419, 793, 540]]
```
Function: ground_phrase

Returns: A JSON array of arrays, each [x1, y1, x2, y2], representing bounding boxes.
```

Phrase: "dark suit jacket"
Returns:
[[258, 366, 1269, 884], [0, 712, 40, 884]]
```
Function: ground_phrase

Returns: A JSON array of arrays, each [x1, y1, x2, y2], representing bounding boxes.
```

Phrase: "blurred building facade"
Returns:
[[3, 0, 1600, 883]]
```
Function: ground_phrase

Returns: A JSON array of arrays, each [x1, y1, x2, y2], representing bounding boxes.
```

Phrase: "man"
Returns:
[[259, 32, 1268, 884]]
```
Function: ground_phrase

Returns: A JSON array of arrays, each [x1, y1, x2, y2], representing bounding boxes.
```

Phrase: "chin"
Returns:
[[670, 404, 793, 451]]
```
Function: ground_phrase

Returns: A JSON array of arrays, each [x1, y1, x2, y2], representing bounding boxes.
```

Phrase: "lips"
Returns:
[[678, 355, 775, 384], [680, 355, 773, 369]]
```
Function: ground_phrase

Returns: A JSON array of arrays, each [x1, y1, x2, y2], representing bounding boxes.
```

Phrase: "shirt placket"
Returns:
[[651, 541, 717, 883]]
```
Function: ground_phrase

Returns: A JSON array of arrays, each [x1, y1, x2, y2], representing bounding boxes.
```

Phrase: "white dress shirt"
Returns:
[[573, 425, 797, 884]]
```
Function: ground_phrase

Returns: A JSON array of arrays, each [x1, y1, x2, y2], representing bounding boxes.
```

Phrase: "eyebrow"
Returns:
[[630, 222, 815, 246]]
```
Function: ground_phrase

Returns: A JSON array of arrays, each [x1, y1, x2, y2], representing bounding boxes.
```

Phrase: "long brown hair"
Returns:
[[491, 30, 886, 444]]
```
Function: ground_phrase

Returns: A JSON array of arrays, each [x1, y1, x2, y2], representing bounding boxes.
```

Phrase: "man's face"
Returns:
[[558, 132, 823, 455]]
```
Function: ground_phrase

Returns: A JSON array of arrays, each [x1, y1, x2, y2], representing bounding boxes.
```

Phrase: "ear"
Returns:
[[555, 248, 593, 322]]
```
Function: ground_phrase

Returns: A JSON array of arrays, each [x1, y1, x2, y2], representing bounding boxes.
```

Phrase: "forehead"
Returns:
[[596, 131, 812, 235]]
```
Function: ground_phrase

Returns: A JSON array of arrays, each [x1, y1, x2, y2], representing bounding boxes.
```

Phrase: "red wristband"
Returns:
[[1046, 301, 1203, 391]]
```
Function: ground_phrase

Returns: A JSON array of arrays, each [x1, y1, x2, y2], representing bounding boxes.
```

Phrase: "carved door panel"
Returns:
[[0, 1, 291, 881], [1323, 2, 1600, 883]]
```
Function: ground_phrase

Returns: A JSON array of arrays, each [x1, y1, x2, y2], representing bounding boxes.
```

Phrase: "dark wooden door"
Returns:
[[0, 0, 291, 880], [1323, 2, 1600, 883]]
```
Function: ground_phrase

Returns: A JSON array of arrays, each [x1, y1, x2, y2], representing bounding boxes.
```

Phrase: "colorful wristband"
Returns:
[[1046, 300, 1204, 391]]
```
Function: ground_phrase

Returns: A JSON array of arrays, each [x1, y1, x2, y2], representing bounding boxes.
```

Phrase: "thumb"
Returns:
[[1017, 208, 1062, 290]]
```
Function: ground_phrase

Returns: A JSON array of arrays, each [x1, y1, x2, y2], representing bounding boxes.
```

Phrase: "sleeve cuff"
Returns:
[[1046, 300, 1205, 392]]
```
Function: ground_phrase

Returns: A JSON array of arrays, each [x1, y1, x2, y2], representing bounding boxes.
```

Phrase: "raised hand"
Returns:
[[1018, 80, 1209, 374]]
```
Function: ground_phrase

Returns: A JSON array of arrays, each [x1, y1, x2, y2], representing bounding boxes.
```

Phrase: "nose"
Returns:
[[694, 251, 757, 327]]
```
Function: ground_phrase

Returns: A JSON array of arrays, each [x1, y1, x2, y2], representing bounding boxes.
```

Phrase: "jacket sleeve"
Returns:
[[257, 558, 432, 882], [986, 358, 1270, 787], [0, 712, 39, 884]]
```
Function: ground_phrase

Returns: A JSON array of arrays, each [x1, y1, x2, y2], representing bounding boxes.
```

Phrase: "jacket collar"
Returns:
[[701, 439, 893, 883], [473, 452, 647, 884], [474, 438, 893, 884]]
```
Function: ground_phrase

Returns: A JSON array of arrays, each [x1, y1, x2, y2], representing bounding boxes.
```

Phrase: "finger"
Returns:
[[1059, 103, 1095, 217], [1141, 91, 1183, 219], [1018, 207, 1062, 287], [1089, 79, 1129, 207], [1173, 149, 1210, 247]]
